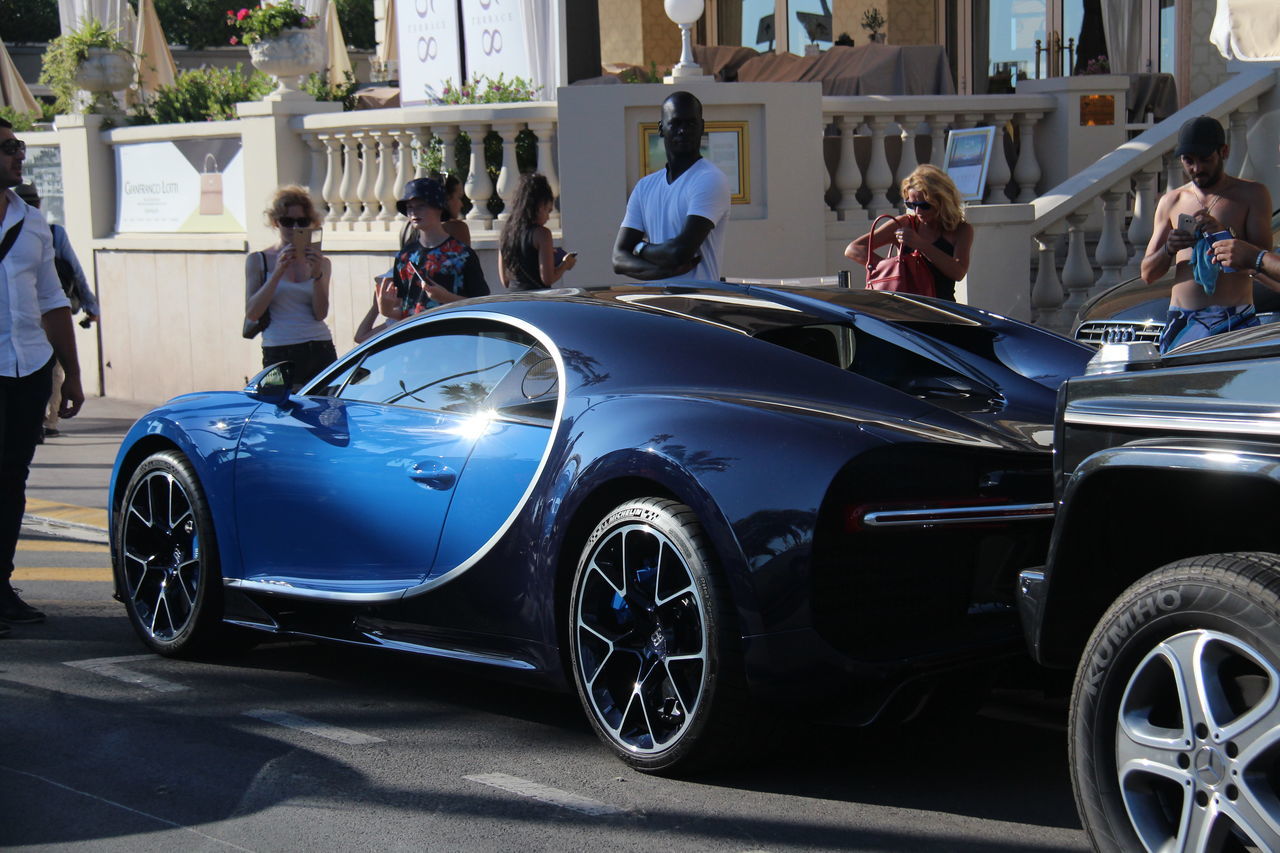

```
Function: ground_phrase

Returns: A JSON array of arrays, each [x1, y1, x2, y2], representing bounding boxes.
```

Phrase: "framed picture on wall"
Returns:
[[639, 121, 751, 204], [943, 126, 996, 202]]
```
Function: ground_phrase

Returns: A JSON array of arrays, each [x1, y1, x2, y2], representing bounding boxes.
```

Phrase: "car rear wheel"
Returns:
[[569, 497, 749, 774], [114, 450, 224, 657], [1071, 552, 1280, 853]]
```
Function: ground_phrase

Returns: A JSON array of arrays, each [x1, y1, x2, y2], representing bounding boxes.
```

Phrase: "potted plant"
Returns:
[[39, 18, 135, 115], [860, 7, 886, 43], [226, 2, 323, 98]]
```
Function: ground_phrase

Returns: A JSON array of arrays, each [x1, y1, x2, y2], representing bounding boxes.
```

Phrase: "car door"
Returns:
[[427, 341, 561, 583], [232, 318, 539, 597]]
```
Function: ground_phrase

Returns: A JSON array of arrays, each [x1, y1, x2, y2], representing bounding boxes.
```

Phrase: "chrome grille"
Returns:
[[1075, 321, 1165, 346]]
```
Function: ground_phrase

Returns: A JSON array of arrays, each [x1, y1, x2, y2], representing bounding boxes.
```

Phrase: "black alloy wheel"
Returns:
[[569, 497, 749, 774], [114, 450, 224, 657]]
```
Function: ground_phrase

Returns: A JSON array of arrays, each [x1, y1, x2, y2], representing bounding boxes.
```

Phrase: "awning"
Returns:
[[1211, 0, 1280, 61]]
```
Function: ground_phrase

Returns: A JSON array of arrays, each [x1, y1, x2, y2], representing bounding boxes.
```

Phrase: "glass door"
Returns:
[[948, 0, 1096, 94], [714, 0, 834, 55]]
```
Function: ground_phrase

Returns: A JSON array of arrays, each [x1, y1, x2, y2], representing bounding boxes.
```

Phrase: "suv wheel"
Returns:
[[1071, 552, 1280, 852]]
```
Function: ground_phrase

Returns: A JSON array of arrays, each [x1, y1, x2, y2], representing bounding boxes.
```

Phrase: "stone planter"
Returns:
[[73, 47, 134, 94], [248, 28, 324, 99]]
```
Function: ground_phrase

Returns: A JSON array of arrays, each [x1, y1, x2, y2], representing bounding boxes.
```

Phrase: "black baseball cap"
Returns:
[[1174, 116, 1226, 157]]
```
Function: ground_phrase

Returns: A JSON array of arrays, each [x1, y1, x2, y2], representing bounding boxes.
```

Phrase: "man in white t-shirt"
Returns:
[[613, 91, 731, 282]]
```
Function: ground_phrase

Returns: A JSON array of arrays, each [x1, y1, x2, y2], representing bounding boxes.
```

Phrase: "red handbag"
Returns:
[[864, 214, 936, 297]]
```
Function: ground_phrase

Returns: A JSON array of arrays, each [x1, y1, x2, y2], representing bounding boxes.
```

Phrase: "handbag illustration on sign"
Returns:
[[200, 153, 224, 216], [864, 214, 936, 297]]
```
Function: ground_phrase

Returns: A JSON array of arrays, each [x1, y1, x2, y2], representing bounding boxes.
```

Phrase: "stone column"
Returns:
[[235, 97, 341, 246]]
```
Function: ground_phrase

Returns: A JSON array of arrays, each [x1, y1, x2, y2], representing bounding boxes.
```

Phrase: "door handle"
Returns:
[[409, 460, 457, 490]]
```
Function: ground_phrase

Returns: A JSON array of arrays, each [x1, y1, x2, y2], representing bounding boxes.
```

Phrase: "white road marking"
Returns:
[[242, 709, 386, 745], [65, 655, 190, 693], [0, 763, 257, 851], [464, 772, 627, 816]]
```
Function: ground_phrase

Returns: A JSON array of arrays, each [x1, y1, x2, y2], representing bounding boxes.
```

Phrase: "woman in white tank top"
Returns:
[[244, 186, 337, 389]]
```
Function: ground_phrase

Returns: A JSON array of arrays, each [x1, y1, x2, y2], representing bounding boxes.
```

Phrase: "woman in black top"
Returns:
[[498, 173, 576, 291], [844, 164, 974, 302]]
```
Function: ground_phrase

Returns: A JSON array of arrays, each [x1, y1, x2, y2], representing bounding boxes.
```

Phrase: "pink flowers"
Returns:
[[229, 36, 238, 44], [225, 2, 316, 45]]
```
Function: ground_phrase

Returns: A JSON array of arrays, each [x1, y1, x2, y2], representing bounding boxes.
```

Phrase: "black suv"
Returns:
[[1019, 326, 1280, 852]]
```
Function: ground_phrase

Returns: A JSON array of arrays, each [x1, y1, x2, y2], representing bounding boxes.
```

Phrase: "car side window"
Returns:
[[336, 321, 538, 414], [484, 345, 559, 424]]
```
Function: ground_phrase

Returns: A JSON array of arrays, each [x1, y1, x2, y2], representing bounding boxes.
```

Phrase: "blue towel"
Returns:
[[1191, 235, 1220, 295]]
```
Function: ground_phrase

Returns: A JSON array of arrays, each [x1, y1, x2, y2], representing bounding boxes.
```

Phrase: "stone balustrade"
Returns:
[[821, 93, 1058, 220], [294, 103, 560, 239]]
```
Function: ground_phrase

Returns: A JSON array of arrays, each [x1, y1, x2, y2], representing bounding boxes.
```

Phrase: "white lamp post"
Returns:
[[664, 0, 713, 82]]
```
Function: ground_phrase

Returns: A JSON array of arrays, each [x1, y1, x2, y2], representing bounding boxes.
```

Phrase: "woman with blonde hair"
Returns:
[[844, 164, 974, 302], [244, 185, 336, 386]]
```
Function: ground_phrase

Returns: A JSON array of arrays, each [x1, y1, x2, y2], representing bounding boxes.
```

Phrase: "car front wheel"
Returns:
[[1071, 552, 1280, 853], [114, 450, 224, 657], [569, 497, 749, 774]]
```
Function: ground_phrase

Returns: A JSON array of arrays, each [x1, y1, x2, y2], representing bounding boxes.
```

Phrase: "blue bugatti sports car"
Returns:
[[110, 282, 1091, 773]]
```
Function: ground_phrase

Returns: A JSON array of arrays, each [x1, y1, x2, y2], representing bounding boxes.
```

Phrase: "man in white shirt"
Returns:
[[613, 91, 731, 282], [0, 118, 84, 634], [15, 182, 99, 440]]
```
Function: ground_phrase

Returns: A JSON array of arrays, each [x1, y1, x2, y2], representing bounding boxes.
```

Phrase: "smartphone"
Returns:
[[1207, 228, 1235, 271], [292, 227, 322, 254], [1176, 212, 1197, 235]]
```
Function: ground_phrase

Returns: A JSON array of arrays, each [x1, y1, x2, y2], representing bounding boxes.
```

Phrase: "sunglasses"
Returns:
[[278, 216, 311, 228], [903, 200, 933, 211], [0, 139, 26, 157]]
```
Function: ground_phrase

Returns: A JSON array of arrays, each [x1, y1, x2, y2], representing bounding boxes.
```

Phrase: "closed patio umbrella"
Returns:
[[324, 0, 353, 88], [0, 37, 41, 115], [377, 0, 397, 73], [134, 0, 177, 97]]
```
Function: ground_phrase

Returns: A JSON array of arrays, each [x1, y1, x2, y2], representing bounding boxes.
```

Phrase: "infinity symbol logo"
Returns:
[[482, 29, 502, 55], [414, 0, 434, 16], [418, 35, 439, 60]]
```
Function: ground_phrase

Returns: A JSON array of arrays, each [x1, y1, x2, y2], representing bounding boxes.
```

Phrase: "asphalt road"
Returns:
[[0, 400, 1090, 852]]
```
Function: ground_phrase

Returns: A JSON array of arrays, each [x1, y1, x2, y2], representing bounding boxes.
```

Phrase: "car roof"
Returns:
[[472, 282, 988, 338]]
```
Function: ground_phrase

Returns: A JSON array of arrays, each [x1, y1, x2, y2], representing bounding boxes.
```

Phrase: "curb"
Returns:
[[22, 499, 110, 545], [22, 514, 110, 545]]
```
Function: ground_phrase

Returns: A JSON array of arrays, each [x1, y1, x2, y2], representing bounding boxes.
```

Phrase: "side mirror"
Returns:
[[244, 361, 294, 403], [902, 374, 985, 399]]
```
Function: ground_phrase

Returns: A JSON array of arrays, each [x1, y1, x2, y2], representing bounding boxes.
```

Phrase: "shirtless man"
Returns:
[[1140, 115, 1273, 352]]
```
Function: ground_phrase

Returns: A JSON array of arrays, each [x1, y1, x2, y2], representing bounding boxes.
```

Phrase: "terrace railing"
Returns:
[[294, 103, 560, 239]]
